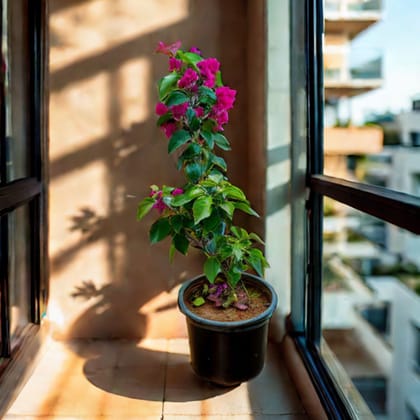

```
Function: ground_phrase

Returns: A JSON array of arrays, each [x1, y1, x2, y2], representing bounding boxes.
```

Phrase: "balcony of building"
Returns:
[[324, 126, 383, 155], [324, 47, 383, 99], [325, 0, 383, 39]]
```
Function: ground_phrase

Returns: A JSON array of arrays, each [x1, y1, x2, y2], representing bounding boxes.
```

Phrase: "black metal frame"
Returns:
[[0, 0, 46, 359], [290, 0, 420, 418]]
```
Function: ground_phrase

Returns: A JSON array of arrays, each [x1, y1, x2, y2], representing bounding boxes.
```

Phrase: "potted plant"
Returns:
[[137, 41, 278, 386]]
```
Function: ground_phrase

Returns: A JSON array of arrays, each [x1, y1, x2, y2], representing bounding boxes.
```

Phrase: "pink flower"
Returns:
[[197, 58, 220, 88], [171, 102, 189, 120], [169, 57, 182, 72], [212, 110, 229, 131], [150, 190, 167, 213], [189, 46, 202, 55], [161, 122, 177, 138], [194, 106, 204, 118], [215, 86, 236, 111], [178, 68, 199, 89], [172, 188, 183, 196], [155, 41, 181, 56], [155, 102, 168, 116]]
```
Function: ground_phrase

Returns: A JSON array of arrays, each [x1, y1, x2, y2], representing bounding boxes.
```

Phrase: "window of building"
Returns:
[[414, 324, 420, 374], [0, 0, 47, 367], [410, 132, 420, 147]]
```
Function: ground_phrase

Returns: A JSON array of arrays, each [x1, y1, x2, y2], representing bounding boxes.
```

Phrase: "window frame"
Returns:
[[289, 0, 420, 418], [0, 0, 47, 364]]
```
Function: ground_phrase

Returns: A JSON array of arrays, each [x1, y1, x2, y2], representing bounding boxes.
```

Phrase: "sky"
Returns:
[[348, 0, 420, 123]]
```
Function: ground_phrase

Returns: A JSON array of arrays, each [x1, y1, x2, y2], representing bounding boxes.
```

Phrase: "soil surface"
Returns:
[[185, 284, 271, 322]]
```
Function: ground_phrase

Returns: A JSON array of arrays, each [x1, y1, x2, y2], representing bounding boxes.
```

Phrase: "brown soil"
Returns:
[[185, 283, 271, 322]]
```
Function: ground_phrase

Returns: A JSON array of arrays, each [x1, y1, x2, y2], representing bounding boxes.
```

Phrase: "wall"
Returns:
[[48, 0, 265, 339], [265, 0, 291, 337]]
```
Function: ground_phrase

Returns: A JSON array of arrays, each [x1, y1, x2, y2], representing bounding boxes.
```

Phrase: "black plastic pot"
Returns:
[[178, 273, 278, 386]]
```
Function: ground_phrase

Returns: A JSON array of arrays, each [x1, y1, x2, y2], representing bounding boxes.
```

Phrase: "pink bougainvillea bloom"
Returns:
[[194, 106, 204, 118], [215, 86, 236, 111], [155, 102, 169, 116], [197, 58, 220, 88], [171, 102, 189, 120], [178, 68, 199, 89], [150, 190, 167, 213], [189, 46, 202, 55], [169, 57, 182, 72], [212, 109, 229, 131], [172, 188, 183, 196], [161, 122, 177, 138], [155, 40, 181, 56]]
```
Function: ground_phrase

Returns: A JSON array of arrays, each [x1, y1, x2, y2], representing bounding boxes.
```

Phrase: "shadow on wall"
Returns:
[[48, 0, 252, 340]]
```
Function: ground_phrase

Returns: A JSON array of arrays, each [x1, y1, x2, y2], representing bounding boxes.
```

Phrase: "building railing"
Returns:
[[325, 0, 382, 15], [324, 48, 382, 83]]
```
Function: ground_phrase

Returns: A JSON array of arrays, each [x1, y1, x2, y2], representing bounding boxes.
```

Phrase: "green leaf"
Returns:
[[192, 296, 206, 307], [170, 215, 184, 233], [234, 202, 259, 217], [186, 107, 200, 130], [204, 257, 221, 283], [185, 162, 204, 183], [173, 234, 189, 255], [208, 172, 224, 184], [210, 155, 227, 171], [149, 218, 171, 243], [226, 270, 242, 287], [220, 202, 235, 218], [249, 232, 265, 245], [193, 196, 213, 224], [158, 73, 179, 99], [232, 243, 243, 261], [247, 248, 265, 277], [202, 119, 216, 132], [156, 112, 173, 126], [215, 71, 223, 87], [171, 187, 203, 206], [178, 51, 203, 67], [168, 130, 191, 154], [202, 213, 222, 233], [214, 133, 231, 150], [169, 242, 176, 263], [200, 130, 214, 149], [223, 185, 247, 201], [166, 90, 189, 106], [198, 85, 217, 101], [137, 197, 155, 220], [230, 226, 243, 239]]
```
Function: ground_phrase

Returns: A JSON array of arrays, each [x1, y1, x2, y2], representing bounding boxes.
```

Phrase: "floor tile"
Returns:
[[163, 339, 306, 417], [5, 338, 308, 419]]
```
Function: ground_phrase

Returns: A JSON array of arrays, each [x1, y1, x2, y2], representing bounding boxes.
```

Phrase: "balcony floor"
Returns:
[[5, 337, 308, 419]]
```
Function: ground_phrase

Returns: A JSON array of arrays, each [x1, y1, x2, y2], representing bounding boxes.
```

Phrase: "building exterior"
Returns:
[[323, 0, 384, 178]]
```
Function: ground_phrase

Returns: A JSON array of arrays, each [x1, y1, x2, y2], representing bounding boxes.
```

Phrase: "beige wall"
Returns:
[[48, 0, 266, 339]]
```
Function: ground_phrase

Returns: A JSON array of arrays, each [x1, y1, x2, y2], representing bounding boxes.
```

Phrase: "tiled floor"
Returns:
[[5, 338, 308, 419]]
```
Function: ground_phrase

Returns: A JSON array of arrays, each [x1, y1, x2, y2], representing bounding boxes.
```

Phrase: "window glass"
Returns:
[[323, 0, 420, 189], [321, 198, 420, 418], [8, 204, 31, 342], [2, 0, 30, 181]]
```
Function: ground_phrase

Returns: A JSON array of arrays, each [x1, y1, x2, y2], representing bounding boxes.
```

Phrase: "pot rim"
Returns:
[[178, 272, 278, 329]]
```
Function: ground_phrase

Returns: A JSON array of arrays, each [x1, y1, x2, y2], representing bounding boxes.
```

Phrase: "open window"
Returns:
[[289, 0, 420, 418], [0, 0, 47, 368]]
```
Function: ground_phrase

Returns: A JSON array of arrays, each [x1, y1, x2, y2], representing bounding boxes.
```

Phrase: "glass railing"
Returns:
[[324, 48, 382, 82], [325, 0, 382, 15]]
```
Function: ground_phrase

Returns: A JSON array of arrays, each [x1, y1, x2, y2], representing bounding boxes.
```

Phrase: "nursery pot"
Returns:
[[178, 273, 278, 386]]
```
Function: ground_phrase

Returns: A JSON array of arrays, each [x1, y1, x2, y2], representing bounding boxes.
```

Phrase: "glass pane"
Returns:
[[321, 198, 420, 419], [324, 0, 420, 190], [2, 0, 30, 181], [8, 204, 31, 342]]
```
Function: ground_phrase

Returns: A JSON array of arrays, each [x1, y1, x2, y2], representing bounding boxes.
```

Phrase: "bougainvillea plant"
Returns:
[[137, 41, 269, 310]]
